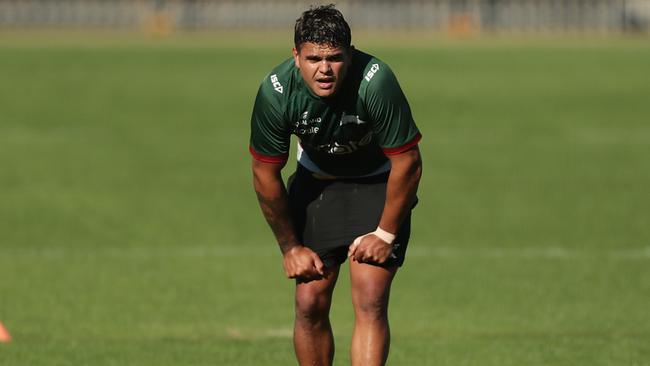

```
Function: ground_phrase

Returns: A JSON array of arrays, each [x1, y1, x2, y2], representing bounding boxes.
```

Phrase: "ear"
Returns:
[[292, 47, 300, 68]]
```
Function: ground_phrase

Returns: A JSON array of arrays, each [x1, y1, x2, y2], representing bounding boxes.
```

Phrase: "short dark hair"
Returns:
[[294, 4, 351, 51]]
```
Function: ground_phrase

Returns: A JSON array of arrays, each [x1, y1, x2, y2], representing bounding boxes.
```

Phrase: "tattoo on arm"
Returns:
[[255, 190, 299, 254]]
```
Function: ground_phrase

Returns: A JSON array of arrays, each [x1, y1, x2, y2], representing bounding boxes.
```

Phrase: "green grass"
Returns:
[[1, 33, 650, 365]]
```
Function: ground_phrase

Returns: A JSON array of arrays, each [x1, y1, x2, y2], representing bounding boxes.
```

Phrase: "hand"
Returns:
[[348, 233, 394, 264], [282, 246, 325, 281]]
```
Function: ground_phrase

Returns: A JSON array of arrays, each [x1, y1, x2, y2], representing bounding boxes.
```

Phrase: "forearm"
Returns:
[[378, 147, 422, 234], [253, 163, 300, 254]]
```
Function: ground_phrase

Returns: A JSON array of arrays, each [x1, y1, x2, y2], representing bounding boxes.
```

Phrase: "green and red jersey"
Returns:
[[249, 49, 421, 177]]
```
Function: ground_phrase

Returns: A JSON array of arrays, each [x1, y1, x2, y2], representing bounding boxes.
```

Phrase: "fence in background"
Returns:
[[0, 0, 649, 34]]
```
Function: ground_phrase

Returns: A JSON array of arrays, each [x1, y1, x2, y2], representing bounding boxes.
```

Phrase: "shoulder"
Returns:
[[256, 58, 296, 101], [351, 50, 401, 97], [251, 59, 297, 128]]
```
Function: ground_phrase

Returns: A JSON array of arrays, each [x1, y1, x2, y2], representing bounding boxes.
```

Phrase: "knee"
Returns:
[[295, 290, 331, 323], [354, 289, 389, 320]]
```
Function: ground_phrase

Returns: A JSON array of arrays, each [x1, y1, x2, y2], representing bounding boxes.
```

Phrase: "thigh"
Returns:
[[289, 167, 415, 269], [288, 167, 354, 266], [349, 260, 398, 310]]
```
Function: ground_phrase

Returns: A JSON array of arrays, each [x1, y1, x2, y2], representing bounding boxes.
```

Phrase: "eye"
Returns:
[[327, 54, 344, 62]]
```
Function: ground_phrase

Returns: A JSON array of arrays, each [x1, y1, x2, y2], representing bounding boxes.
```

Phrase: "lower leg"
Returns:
[[294, 312, 335, 366], [349, 262, 397, 366], [351, 310, 390, 366], [293, 268, 339, 366]]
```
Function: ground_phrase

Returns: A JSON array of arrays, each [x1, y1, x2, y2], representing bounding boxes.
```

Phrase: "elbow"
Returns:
[[405, 146, 423, 181], [411, 155, 423, 184], [413, 158, 423, 181]]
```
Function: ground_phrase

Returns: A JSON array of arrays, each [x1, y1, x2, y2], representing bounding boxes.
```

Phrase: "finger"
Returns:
[[348, 244, 358, 258], [284, 265, 294, 278], [358, 246, 375, 263], [353, 247, 364, 263], [347, 245, 356, 258]]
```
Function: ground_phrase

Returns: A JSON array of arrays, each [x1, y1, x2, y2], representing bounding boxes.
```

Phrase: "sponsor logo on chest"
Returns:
[[322, 113, 372, 155], [320, 131, 373, 155], [294, 111, 373, 154], [293, 111, 321, 135]]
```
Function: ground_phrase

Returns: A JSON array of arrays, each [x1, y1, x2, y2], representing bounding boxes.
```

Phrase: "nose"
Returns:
[[318, 60, 332, 74]]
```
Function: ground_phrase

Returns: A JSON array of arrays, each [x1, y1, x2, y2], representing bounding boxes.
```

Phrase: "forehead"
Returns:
[[298, 42, 347, 56]]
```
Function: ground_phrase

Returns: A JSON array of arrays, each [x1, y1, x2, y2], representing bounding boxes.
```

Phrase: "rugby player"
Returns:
[[249, 5, 422, 366]]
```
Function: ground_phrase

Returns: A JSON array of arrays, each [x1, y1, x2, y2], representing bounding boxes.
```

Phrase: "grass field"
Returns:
[[1, 32, 650, 365]]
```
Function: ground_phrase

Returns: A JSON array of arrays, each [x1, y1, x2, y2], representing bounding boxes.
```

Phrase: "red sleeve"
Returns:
[[382, 132, 422, 155], [249, 145, 288, 164]]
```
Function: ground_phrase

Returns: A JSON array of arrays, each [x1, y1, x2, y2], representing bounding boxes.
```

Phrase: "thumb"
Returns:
[[353, 236, 363, 246], [348, 235, 364, 257], [313, 254, 325, 275]]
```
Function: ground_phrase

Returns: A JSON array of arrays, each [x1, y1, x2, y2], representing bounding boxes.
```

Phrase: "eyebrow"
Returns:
[[305, 53, 344, 61]]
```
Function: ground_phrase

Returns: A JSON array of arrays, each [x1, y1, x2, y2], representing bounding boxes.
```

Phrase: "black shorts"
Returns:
[[287, 164, 414, 268]]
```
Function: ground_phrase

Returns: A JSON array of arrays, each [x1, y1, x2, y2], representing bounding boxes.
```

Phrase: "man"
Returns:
[[249, 5, 422, 366]]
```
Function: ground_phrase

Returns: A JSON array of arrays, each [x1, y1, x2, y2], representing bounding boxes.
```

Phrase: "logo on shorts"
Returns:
[[390, 242, 400, 259]]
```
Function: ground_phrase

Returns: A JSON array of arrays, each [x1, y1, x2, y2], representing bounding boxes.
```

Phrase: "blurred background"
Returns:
[[0, 0, 649, 34], [1, 1, 649, 366]]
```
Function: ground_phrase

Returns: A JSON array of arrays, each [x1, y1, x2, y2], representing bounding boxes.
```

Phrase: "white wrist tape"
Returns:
[[374, 227, 396, 245]]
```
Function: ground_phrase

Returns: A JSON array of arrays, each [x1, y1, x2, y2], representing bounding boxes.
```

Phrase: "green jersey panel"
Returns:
[[249, 61, 293, 163], [363, 60, 421, 153], [249, 50, 421, 176]]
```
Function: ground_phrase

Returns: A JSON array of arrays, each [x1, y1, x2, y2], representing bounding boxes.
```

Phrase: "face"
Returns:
[[293, 42, 353, 98]]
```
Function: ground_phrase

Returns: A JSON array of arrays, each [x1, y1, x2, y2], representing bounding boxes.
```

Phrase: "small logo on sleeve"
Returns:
[[364, 63, 380, 82], [270, 74, 283, 93]]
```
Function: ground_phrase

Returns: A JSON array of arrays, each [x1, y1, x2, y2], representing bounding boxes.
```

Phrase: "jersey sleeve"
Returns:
[[364, 62, 421, 155], [249, 77, 290, 164]]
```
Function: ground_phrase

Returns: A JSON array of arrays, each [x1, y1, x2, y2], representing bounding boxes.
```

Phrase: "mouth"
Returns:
[[316, 77, 335, 89]]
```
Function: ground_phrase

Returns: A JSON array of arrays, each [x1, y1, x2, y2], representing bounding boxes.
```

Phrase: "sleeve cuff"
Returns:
[[249, 146, 289, 164], [381, 132, 422, 155]]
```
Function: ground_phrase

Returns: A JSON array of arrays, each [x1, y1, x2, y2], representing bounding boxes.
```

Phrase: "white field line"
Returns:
[[2, 245, 650, 261], [409, 247, 650, 260], [226, 326, 293, 340]]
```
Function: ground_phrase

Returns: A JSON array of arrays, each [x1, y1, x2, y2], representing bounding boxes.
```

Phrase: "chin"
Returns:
[[316, 88, 337, 98]]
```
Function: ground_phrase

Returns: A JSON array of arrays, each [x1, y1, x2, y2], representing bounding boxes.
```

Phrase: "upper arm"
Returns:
[[364, 63, 422, 155], [252, 155, 286, 194], [249, 79, 290, 164], [252, 158, 285, 180], [386, 145, 422, 175]]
